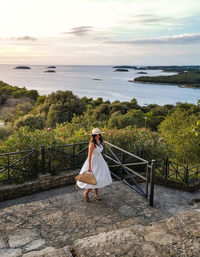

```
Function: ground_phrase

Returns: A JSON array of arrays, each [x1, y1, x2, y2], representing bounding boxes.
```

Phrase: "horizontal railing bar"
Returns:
[[123, 165, 147, 181], [0, 151, 36, 173], [104, 153, 146, 167], [188, 164, 200, 171], [104, 154, 147, 181], [107, 162, 149, 168], [0, 150, 35, 156], [76, 146, 88, 155], [49, 142, 88, 149], [104, 141, 148, 163]]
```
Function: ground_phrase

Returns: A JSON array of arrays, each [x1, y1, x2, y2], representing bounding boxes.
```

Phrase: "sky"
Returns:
[[0, 0, 200, 65]]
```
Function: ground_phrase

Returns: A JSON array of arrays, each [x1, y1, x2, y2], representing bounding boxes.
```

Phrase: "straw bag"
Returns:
[[75, 171, 97, 185]]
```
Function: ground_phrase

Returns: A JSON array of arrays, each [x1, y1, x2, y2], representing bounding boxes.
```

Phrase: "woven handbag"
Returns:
[[75, 171, 97, 185]]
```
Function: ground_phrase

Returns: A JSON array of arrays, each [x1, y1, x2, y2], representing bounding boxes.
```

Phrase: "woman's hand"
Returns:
[[88, 168, 92, 172]]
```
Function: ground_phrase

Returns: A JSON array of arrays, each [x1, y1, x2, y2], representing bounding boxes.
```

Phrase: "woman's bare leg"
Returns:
[[94, 188, 98, 197], [94, 188, 102, 201], [83, 189, 92, 202]]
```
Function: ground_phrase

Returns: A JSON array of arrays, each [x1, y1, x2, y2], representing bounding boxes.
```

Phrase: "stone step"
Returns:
[[73, 210, 200, 257], [22, 246, 73, 257], [0, 246, 73, 257], [0, 181, 170, 256]]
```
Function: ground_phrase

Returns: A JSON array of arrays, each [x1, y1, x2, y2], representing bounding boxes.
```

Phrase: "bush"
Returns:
[[108, 109, 144, 129], [15, 114, 46, 130], [36, 91, 86, 127], [159, 107, 200, 164], [0, 127, 60, 153], [0, 126, 13, 141]]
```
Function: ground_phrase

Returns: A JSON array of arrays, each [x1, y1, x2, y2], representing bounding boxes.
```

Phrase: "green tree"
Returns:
[[15, 114, 46, 131], [108, 109, 144, 129], [159, 108, 200, 164], [38, 91, 86, 127]]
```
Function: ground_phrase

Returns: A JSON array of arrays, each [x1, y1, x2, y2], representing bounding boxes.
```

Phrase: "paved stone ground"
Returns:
[[140, 183, 200, 215], [0, 181, 199, 257], [74, 210, 200, 257]]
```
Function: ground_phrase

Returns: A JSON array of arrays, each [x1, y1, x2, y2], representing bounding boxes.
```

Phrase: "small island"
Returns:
[[114, 68, 129, 72], [14, 66, 31, 69], [132, 70, 200, 88], [113, 66, 137, 69], [44, 70, 56, 73], [46, 66, 56, 69], [93, 78, 102, 81], [136, 72, 148, 74]]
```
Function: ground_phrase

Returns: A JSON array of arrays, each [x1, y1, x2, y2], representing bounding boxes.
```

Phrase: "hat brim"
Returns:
[[91, 131, 105, 135]]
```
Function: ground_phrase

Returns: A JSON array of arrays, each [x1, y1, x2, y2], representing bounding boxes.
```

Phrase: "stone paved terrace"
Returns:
[[0, 181, 199, 257]]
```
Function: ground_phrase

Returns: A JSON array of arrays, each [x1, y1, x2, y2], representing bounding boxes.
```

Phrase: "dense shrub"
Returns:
[[0, 127, 59, 153], [36, 91, 86, 127], [0, 81, 38, 101], [159, 107, 200, 164], [14, 114, 46, 130], [0, 126, 13, 141], [108, 109, 144, 129]]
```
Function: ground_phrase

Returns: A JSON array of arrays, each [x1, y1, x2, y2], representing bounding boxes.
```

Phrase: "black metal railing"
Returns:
[[0, 150, 38, 184], [46, 142, 88, 173], [0, 142, 199, 205], [140, 149, 200, 184], [0, 141, 156, 206], [103, 141, 155, 206]]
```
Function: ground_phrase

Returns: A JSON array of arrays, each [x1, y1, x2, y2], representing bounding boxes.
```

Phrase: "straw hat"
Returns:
[[91, 128, 102, 135]]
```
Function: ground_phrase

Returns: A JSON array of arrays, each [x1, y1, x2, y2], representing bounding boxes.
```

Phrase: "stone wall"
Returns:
[[0, 170, 79, 202]]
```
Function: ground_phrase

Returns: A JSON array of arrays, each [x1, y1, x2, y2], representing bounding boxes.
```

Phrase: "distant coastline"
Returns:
[[133, 69, 200, 88], [0, 64, 199, 105]]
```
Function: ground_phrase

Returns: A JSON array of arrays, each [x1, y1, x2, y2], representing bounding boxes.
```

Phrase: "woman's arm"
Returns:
[[88, 142, 95, 172]]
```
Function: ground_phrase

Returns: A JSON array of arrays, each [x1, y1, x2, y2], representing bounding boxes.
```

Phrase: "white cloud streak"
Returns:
[[11, 36, 37, 41], [62, 26, 93, 37], [107, 33, 200, 45]]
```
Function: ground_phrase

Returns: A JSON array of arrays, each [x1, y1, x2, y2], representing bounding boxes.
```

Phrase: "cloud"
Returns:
[[11, 36, 37, 41], [62, 26, 93, 36], [93, 36, 111, 40], [123, 13, 200, 26], [127, 14, 171, 25], [106, 33, 200, 45]]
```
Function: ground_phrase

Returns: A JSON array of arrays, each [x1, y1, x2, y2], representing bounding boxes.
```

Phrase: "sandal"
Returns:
[[83, 193, 91, 202], [94, 195, 102, 201]]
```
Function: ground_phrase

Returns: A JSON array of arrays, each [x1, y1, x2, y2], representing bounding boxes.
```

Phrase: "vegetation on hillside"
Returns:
[[134, 70, 200, 87], [0, 81, 200, 166]]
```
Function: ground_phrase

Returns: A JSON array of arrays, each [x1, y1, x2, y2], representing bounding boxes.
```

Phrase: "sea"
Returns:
[[0, 64, 199, 106]]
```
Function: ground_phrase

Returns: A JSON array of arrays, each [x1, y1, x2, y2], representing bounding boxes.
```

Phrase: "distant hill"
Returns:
[[113, 65, 200, 72], [134, 70, 200, 88]]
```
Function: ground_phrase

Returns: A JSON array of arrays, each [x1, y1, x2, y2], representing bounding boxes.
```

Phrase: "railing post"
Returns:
[[121, 151, 124, 179], [41, 145, 46, 172], [48, 146, 51, 172], [164, 157, 169, 178], [139, 147, 143, 158], [145, 163, 149, 198], [150, 160, 155, 207], [184, 164, 189, 184], [7, 155, 10, 181], [34, 150, 39, 176], [72, 144, 75, 169]]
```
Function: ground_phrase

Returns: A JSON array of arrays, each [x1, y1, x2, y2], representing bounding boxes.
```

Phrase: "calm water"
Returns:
[[0, 64, 199, 106]]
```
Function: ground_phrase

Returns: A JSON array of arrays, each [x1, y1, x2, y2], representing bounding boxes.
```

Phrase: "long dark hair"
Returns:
[[89, 134, 103, 146]]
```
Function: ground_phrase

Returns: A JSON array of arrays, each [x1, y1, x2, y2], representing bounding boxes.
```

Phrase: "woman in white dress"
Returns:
[[77, 128, 112, 202]]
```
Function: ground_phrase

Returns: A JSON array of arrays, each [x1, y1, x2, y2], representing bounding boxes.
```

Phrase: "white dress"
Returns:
[[77, 143, 112, 189]]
